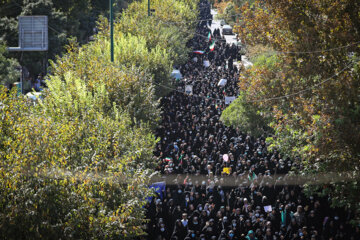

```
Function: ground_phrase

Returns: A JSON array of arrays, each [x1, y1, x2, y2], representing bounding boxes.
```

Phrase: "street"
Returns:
[[210, 9, 253, 68]]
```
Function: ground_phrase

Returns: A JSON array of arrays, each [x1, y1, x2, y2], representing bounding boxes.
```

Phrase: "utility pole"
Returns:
[[148, 0, 150, 17], [110, 0, 114, 62]]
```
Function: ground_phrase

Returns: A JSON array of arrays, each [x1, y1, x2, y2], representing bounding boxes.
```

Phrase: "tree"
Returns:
[[223, 0, 360, 222], [49, 37, 162, 128], [0, 76, 156, 238], [0, 0, 200, 237], [221, 93, 271, 137], [214, 0, 254, 25], [117, 0, 198, 65], [0, 43, 20, 87]]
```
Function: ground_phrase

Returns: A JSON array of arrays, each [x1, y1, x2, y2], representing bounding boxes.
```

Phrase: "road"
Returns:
[[210, 9, 253, 68], [209, 9, 238, 45]]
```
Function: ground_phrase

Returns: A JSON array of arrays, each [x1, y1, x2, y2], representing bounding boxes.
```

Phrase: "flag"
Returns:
[[147, 181, 166, 202], [207, 31, 211, 42], [222, 167, 231, 175], [223, 154, 229, 162], [193, 50, 204, 54], [217, 78, 227, 87], [209, 41, 215, 51]]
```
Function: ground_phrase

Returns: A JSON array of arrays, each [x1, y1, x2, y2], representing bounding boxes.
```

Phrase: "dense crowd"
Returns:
[[145, 1, 360, 239]]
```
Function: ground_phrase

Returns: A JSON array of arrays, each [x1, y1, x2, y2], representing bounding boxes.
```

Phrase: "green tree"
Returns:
[[117, 0, 198, 65], [0, 43, 20, 87], [221, 93, 271, 137], [0, 74, 156, 239], [49, 34, 164, 124], [0, 0, 200, 238]]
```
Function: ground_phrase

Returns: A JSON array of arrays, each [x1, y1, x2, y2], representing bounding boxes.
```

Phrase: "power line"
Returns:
[[247, 61, 354, 103], [160, 12, 242, 24], [156, 18, 226, 42], [154, 61, 355, 104], [155, 5, 360, 56], [159, 17, 360, 55], [17, 166, 360, 187], [0, 2, 22, 11], [153, 81, 223, 102], [273, 41, 360, 55]]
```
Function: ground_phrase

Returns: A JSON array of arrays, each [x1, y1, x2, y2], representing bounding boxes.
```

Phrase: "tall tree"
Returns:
[[117, 0, 198, 65], [0, 0, 199, 238], [0, 43, 20, 87], [223, 0, 360, 222]]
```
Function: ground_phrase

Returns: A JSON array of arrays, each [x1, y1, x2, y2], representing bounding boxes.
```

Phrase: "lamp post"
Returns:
[[110, 0, 114, 62]]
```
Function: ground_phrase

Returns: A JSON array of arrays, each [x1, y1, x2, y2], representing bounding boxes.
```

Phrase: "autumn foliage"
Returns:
[[222, 0, 360, 221]]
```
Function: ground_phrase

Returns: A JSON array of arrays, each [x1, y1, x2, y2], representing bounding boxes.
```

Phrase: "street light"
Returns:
[[110, 0, 114, 62]]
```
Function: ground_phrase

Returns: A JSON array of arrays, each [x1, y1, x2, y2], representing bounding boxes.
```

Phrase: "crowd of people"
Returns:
[[145, 1, 360, 239]]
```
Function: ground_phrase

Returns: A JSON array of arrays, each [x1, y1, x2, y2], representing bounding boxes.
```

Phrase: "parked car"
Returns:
[[222, 25, 233, 35], [220, 20, 226, 26]]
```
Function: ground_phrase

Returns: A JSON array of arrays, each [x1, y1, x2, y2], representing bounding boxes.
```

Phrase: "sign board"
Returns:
[[25, 92, 42, 101], [264, 205, 272, 213], [218, 78, 227, 87], [171, 69, 182, 80], [222, 167, 231, 175], [225, 96, 236, 105], [185, 85, 193, 95], [8, 16, 48, 51], [203, 60, 210, 68]]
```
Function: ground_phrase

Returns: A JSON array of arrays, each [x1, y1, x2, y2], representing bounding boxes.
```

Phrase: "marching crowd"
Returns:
[[145, 0, 360, 239]]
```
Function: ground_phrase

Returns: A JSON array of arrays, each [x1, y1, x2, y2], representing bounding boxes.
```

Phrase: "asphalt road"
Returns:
[[210, 9, 253, 68], [210, 9, 238, 45]]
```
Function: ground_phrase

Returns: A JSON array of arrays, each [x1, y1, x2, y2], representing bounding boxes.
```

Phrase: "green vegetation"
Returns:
[[221, 93, 271, 137], [117, 0, 198, 65], [0, 82, 155, 239], [0, 43, 20, 87], [0, 0, 198, 238]]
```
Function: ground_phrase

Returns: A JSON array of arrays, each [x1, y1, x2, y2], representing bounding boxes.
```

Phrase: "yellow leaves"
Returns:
[[71, 177, 76, 184]]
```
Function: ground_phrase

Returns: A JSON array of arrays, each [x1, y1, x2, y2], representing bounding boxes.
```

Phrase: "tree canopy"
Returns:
[[0, 0, 199, 238], [0, 43, 20, 87], [117, 0, 198, 65], [222, 0, 360, 222]]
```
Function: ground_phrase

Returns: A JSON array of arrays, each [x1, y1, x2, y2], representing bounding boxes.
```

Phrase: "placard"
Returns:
[[264, 205, 272, 213], [217, 78, 227, 87], [185, 85, 193, 95], [203, 60, 210, 68], [225, 96, 236, 105], [171, 69, 182, 80]]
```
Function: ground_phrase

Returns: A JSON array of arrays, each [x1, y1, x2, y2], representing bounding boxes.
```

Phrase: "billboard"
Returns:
[[8, 16, 48, 51]]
